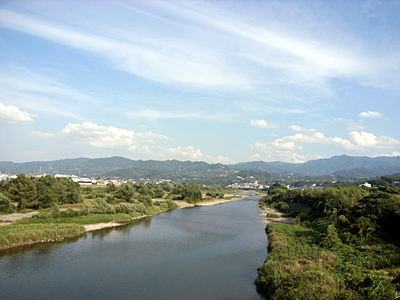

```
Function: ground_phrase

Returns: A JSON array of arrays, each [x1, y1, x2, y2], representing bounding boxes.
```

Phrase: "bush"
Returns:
[[50, 203, 60, 218], [0, 193, 14, 214], [276, 201, 289, 212], [267, 213, 280, 218]]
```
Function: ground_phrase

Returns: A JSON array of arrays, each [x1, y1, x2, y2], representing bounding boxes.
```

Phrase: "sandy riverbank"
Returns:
[[259, 206, 293, 224], [83, 197, 250, 232]]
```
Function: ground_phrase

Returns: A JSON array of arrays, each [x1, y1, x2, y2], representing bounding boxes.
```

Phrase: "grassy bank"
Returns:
[[256, 222, 400, 299], [15, 213, 133, 225], [0, 223, 86, 250]]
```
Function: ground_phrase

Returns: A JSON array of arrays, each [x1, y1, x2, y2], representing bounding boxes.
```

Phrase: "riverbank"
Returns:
[[0, 197, 251, 250], [83, 196, 250, 231], [258, 206, 293, 224]]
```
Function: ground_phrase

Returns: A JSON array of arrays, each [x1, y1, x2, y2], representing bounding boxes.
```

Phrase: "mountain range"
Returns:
[[1, 155, 400, 181]]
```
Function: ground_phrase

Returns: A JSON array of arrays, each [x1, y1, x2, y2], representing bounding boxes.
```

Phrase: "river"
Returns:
[[0, 195, 267, 300]]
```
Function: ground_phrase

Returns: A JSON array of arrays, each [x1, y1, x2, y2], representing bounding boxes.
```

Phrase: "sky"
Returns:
[[0, 0, 399, 164]]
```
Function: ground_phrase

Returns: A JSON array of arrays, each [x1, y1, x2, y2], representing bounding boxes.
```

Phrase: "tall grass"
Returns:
[[0, 223, 85, 250], [15, 213, 133, 225]]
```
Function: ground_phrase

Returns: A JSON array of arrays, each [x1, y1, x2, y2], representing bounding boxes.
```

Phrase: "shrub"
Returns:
[[50, 203, 60, 218], [276, 201, 289, 212], [267, 213, 280, 218], [0, 193, 14, 214]]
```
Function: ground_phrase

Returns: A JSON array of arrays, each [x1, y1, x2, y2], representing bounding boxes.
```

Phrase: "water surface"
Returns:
[[0, 196, 267, 299]]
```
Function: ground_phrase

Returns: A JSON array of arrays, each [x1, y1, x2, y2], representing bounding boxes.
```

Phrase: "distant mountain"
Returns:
[[231, 155, 400, 177], [0, 156, 229, 178], [1, 154, 399, 181]]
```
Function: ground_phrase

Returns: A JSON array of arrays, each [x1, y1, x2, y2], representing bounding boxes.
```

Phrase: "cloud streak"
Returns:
[[250, 119, 278, 128]]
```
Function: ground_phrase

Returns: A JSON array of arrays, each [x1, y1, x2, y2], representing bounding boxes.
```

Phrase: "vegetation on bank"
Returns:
[[0, 223, 86, 250], [256, 183, 400, 299], [0, 175, 240, 250]]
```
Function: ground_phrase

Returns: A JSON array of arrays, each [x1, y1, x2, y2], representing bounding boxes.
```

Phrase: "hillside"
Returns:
[[1, 155, 399, 182], [231, 155, 400, 177]]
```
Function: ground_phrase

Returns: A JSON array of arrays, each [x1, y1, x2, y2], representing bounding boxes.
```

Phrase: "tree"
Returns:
[[181, 183, 202, 203], [114, 184, 136, 201], [57, 177, 82, 204], [0, 193, 14, 213], [36, 175, 65, 208], [6, 174, 37, 209], [105, 182, 116, 193]]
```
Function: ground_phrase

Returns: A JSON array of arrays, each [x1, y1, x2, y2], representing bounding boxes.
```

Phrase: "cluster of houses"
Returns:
[[228, 181, 269, 190]]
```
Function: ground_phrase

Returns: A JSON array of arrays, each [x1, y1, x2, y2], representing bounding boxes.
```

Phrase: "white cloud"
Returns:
[[358, 111, 383, 118], [250, 129, 400, 162], [165, 146, 203, 160], [31, 130, 54, 138], [250, 119, 278, 128], [334, 118, 365, 131], [129, 109, 233, 121], [205, 155, 236, 164], [60, 122, 171, 152], [288, 125, 317, 132], [0, 103, 36, 124]]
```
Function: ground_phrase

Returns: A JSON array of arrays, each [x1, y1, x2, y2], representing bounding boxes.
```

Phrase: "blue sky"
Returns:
[[0, 0, 399, 164]]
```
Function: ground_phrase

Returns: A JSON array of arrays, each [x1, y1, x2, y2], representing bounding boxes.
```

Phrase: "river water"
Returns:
[[0, 196, 267, 300]]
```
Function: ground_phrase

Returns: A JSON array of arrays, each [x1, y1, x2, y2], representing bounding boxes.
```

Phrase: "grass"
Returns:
[[15, 213, 133, 225], [0, 223, 85, 250], [255, 223, 400, 299]]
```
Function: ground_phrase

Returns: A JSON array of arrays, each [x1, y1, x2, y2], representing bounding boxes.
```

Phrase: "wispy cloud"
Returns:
[[334, 118, 365, 131], [31, 130, 54, 138], [128, 109, 233, 121], [358, 111, 383, 118], [250, 119, 278, 128], [1, 1, 398, 95], [0, 66, 92, 119]]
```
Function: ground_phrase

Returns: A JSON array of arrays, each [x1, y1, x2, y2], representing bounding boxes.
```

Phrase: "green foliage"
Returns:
[[267, 213, 280, 218], [91, 199, 116, 214], [6, 174, 38, 209], [114, 184, 136, 202], [50, 203, 60, 218], [276, 202, 289, 212], [138, 194, 153, 206], [257, 185, 400, 299], [181, 182, 203, 203], [256, 223, 400, 300], [105, 182, 116, 193], [0, 193, 14, 214]]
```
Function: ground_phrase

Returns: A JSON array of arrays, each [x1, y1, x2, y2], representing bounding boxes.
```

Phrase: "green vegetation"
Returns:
[[256, 183, 400, 299], [267, 213, 280, 218], [0, 223, 85, 250], [2, 174, 82, 211], [0, 175, 238, 251]]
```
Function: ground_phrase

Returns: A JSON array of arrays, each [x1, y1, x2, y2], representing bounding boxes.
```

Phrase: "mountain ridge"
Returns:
[[1, 155, 399, 179]]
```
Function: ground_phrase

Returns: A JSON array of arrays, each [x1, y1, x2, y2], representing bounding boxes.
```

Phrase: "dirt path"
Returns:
[[0, 212, 38, 224], [259, 207, 293, 224]]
